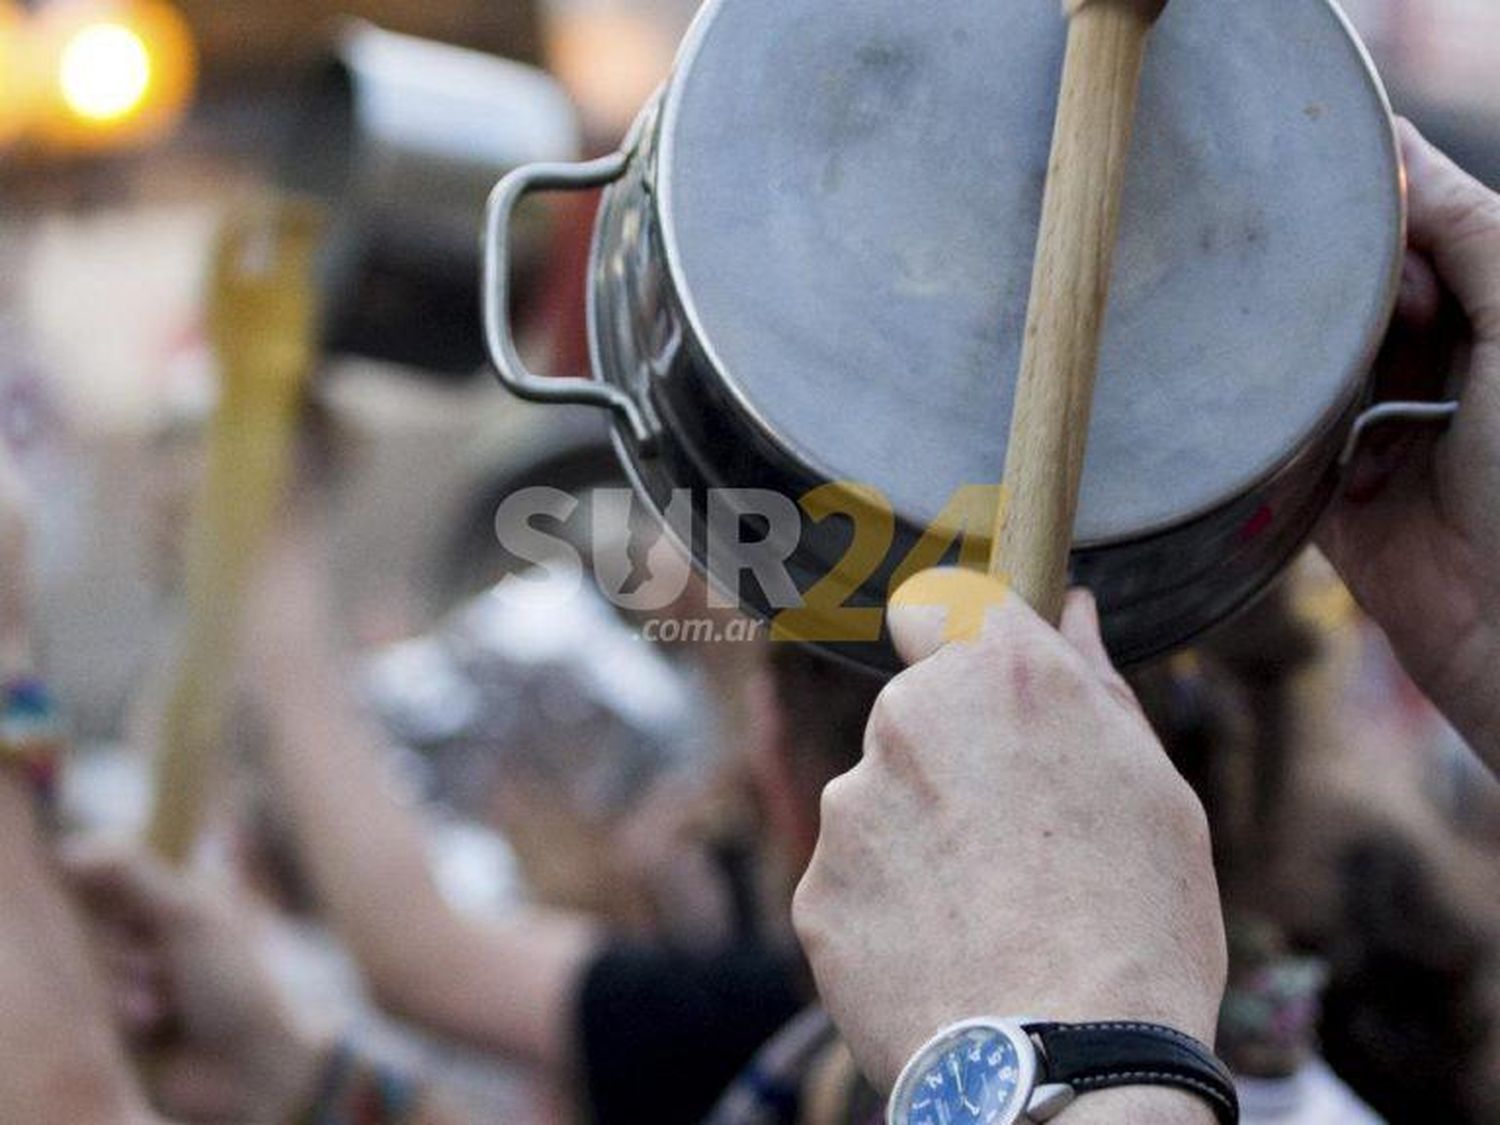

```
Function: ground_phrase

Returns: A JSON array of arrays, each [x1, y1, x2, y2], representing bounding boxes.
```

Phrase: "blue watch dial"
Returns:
[[893, 1025, 1025, 1125]]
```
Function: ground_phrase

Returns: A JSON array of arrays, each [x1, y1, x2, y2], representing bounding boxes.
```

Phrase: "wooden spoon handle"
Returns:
[[146, 201, 321, 863], [991, 0, 1166, 624]]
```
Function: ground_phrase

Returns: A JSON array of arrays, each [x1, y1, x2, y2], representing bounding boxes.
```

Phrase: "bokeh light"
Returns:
[[59, 21, 153, 124], [28, 0, 197, 152]]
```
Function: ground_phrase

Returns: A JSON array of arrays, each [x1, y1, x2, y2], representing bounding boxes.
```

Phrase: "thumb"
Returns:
[[888, 568, 1013, 665], [1400, 118, 1500, 335]]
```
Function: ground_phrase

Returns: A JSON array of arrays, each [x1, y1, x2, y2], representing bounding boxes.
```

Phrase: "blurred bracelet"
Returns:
[[0, 675, 65, 825], [293, 1039, 428, 1125]]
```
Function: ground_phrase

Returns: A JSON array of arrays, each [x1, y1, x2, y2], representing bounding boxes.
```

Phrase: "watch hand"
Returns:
[[949, 1058, 980, 1115]]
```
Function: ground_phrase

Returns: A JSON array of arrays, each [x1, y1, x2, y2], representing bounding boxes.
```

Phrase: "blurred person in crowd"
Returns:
[[36, 472, 1431, 1120], [1183, 574, 1499, 1124], [353, 532, 767, 948], [57, 495, 878, 1125]]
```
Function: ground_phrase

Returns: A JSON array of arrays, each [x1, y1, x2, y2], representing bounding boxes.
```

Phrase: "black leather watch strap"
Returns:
[[1024, 1021, 1239, 1124]]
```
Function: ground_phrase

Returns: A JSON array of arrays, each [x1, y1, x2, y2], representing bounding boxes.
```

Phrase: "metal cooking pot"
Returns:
[[483, 0, 1455, 673], [282, 21, 579, 374]]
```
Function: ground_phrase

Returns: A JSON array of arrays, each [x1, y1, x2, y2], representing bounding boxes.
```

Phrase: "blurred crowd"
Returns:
[[1, 3, 1499, 1125]]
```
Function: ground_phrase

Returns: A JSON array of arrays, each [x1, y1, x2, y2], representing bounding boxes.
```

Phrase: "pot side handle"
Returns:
[[1339, 399, 1460, 468], [482, 152, 658, 449]]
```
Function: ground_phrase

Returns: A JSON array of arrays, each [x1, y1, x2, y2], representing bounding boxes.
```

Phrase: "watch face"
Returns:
[[889, 1022, 1031, 1125]]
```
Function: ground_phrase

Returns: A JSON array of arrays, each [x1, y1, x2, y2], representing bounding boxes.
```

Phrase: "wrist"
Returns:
[[1062, 1087, 1218, 1124], [1043, 960, 1225, 1050]]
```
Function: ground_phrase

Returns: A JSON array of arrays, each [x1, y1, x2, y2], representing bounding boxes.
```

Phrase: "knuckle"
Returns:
[[791, 870, 846, 964], [968, 623, 1077, 694], [1434, 176, 1500, 236], [1015, 624, 1089, 679], [865, 680, 921, 758], [790, 877, 823, 945], [1160, 773, 1213, 850], [1471, 300, 1500, 341], [1464, 186, 1500, 237], [817, 772, 852, 825]]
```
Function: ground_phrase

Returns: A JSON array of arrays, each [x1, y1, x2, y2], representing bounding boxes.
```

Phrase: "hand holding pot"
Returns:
[[793, 576, 1226, 1123], [1320, 121, 1500, 767]]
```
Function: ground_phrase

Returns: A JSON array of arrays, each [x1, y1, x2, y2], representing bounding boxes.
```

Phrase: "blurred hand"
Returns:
[[1319, 119, 1500, 764], [62, 844, 327, 1125], [793, 577, 1226, 1107]]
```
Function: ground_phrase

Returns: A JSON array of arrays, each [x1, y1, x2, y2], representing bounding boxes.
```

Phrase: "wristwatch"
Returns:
[[888, 1017, 1238, 1124]]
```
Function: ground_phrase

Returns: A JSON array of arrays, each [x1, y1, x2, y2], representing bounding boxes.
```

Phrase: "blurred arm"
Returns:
[[0, 778, 161, 1125], [249, 526, 601, 1071], [0, 443, 158, 1123]]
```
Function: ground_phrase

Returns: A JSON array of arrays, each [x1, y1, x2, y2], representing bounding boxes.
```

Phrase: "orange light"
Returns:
[[0, 2, 25, 146], [60, 21, 153, 123], [30, 0, 197, 152]]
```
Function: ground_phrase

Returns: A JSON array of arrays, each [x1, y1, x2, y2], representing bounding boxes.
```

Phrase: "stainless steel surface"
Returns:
[[287, 21, 580, 372], [290, 21, 580, 263], [1027, 1085, 1078, 1123], [486, 0, 1406, 672]]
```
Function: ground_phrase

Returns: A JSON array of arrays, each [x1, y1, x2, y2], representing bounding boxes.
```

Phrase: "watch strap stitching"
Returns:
[[1071, 1069, 1235, 1105]]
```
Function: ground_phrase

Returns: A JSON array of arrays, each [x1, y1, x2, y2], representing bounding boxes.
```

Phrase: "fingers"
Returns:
[[100, 944, 170, 1037], [1060, 589, 1146, 716], [59, 840, 194, 934], [1058, 589, 1112, 677], [1399, 118, 1500, 336], [1396, 249, 1443, 330], [889, 570, 1126, 680], [60, 844, 179, 1040]]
